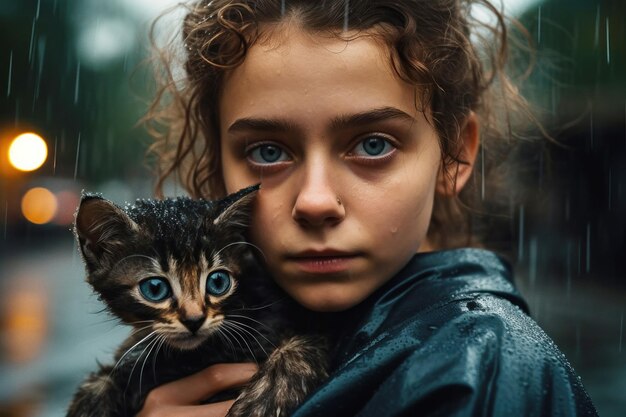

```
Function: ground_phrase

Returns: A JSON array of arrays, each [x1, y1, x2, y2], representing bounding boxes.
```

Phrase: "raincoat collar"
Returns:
[[329, 248, 529, 366]]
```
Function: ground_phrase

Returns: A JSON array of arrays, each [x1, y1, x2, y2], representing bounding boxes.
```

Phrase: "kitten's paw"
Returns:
[[226, 336, 328, 417]]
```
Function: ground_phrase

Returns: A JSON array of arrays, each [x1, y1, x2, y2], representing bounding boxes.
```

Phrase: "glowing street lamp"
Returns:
[[8, 133, 48, 172]]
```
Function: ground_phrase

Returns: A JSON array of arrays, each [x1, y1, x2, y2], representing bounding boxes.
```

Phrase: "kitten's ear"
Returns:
[[213, 184, 260, 230], [74, 193, 138, 271]]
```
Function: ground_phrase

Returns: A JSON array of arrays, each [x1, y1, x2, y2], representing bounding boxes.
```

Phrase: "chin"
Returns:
[[166, 334, 206, 351], [290, 287, 368, 313]]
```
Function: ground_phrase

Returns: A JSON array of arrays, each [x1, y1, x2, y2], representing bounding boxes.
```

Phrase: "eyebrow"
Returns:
[[330, 106, 416, 130], [226, 106, 416, 134]]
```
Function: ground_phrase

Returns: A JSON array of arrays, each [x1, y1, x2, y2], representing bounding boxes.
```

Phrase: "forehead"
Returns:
[[219, 26, 421, 130]]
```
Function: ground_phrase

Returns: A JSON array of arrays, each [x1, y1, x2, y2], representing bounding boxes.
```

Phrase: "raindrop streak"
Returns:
[[343, 0, 350, 32], [74, 62, 81, 104], [36, 0, 41, 20], [74, 133, 81, 180], [280, 0, 285, 16], [537, 6, 541, 44], [35, 36, 46, 101], [518, 205, 524, 262], [605, 17, 610, 64], [585, 222, 591, 273], [594, 5, 600, 50], [53, 136, 58, 175], [28, 18, 36, 63], [6, 50, 12, 97]]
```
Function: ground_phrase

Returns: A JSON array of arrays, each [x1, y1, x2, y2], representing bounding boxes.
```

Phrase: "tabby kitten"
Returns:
[[67, 185, 328, 417]]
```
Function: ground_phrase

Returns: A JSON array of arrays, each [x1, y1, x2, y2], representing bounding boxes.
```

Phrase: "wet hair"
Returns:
[[145, 0, 535, 250]]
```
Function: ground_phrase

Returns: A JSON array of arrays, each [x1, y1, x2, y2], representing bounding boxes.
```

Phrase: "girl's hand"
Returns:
[[136, 363, 258, 417]]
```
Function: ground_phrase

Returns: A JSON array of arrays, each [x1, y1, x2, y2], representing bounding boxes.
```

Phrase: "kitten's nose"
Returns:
[[181, 316, 205, 334]]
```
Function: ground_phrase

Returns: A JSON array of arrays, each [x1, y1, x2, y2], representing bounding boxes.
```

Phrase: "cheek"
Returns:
[[362, 169, 438, 250], [249, 192, 285, 252]]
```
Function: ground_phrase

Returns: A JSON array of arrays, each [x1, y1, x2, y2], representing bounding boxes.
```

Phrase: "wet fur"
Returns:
[[67, 185, 328, 417]]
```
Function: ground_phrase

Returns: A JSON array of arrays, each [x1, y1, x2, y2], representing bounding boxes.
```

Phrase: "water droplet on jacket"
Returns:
[[466, 300, 484, 311]]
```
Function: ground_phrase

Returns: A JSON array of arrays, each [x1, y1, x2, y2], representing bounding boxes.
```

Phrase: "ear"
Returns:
[[436, 112, 480, 196], [74, 194, 138, 271], [213, 184, 260, 229]]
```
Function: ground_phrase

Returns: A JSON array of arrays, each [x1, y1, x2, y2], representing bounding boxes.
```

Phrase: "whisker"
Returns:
[[227, 314, 276, 333], [215, 327, 238, 359], [226, 321, 271, 356], [125, 335, 159, 396], [109, 331, 157, 378], [220, 325, 254, 363], [222, 322, 258, 363], [214, 241, 266, 261], [131, 324, 157, 334], [91, 316, 123, 325], [152, 335, 167, 382], [230, 297, 288, 313], [139, 334, 162, 396], [228, 319, 276, 350], [129, 320, 157, 326]]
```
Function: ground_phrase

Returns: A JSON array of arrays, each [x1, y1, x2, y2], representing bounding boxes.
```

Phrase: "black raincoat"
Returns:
[[293, 248, 598, 417]]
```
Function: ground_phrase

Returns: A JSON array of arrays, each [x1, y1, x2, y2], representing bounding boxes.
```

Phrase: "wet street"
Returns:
[[0, 237, 129, 417], [0, 235, 624, 416]]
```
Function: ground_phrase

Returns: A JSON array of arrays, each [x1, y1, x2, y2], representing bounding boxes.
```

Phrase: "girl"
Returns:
[[139, 0, 598, 415]]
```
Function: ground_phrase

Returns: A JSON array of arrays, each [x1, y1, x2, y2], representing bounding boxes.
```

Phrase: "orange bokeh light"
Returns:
[[21, 187, 58, 224], [8, 132, 48, 172]]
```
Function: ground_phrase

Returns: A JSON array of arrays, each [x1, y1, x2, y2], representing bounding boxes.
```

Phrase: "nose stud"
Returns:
[[336, 196, 342, 206]]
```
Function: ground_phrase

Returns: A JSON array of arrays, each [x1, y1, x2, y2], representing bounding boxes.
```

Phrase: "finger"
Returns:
[[152, 363, 258, 405]]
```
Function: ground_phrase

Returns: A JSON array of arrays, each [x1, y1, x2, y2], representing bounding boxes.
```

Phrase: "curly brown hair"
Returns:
[[145, 0, 535, 250]]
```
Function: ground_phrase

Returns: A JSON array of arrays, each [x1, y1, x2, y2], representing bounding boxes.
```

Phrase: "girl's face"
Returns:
[[220, 26, 442, 312]]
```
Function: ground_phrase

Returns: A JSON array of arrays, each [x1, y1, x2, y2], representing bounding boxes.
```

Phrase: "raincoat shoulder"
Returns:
[[293, 249, 598, 417]]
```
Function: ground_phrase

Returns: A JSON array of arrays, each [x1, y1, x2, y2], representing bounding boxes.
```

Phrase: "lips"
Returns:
[[287, 250, 360, 274]]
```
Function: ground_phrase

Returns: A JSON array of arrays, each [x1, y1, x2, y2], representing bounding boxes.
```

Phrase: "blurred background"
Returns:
[[0, 0, 624, 416]]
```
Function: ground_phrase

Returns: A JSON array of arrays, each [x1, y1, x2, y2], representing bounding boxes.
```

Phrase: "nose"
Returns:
[[292, 161, 345, 227], [181, 315, 205, 334]]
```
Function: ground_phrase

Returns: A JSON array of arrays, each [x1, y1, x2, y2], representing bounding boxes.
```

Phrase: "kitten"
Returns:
[[67, 185, 328, 417]]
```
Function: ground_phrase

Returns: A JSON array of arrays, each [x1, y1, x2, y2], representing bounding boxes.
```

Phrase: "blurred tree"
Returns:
[[0, 0, 152, 184]]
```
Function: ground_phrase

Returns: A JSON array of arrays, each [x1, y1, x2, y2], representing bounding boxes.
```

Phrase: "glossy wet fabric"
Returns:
[[293, 248, 598, 417]]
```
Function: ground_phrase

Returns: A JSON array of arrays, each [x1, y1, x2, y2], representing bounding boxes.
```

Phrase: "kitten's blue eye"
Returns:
[[352, 136, 394, 157], [139, 278, 171, 302], [206, 270, 232, 296], [248, 144, 289, 164]]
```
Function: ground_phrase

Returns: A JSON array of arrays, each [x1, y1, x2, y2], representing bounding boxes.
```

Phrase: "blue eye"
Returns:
[[206, 270, 232, 296], [139, 278, 171, 302], [248, 144, 289, 164], [353, 136, 395, 157]]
